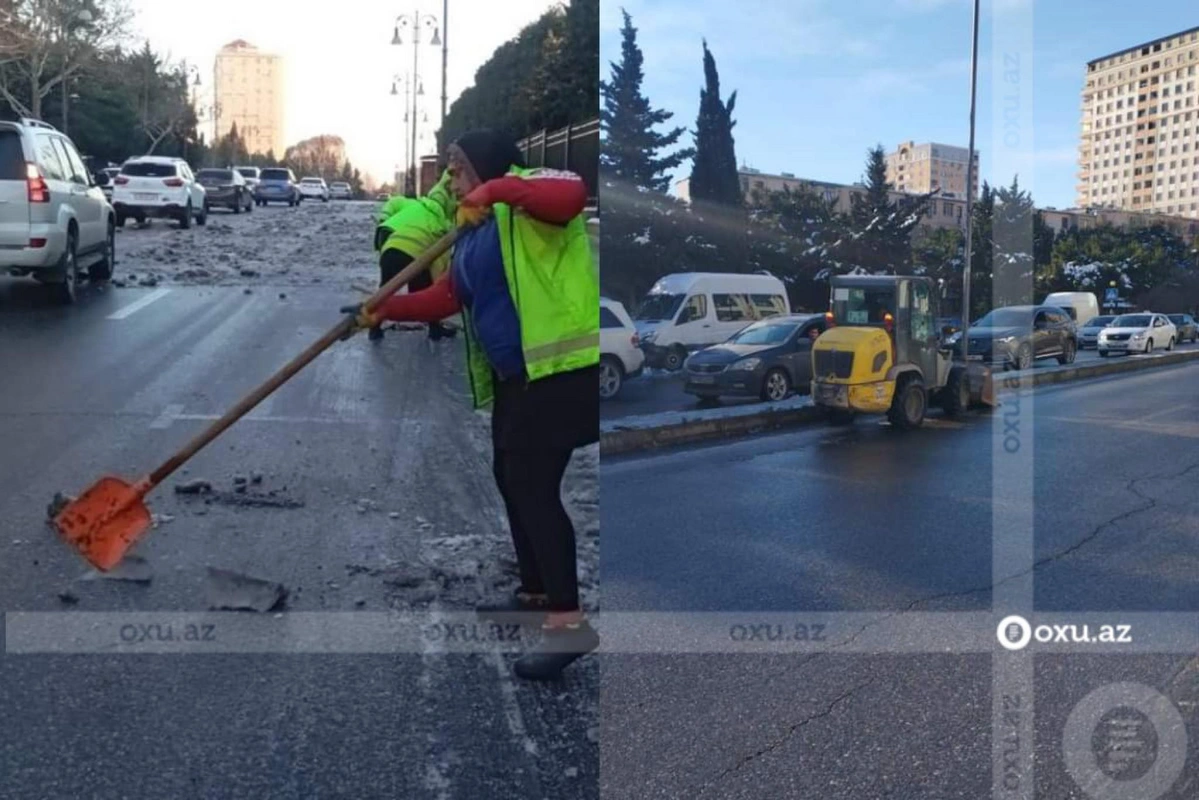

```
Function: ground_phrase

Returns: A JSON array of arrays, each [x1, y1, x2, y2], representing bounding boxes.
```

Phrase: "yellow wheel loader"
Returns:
[[810, 275, 996, 429]]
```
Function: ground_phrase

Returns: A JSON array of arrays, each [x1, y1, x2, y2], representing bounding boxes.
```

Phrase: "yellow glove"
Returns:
[[339, 303, 381, 338], [456, 203, 489, 228]]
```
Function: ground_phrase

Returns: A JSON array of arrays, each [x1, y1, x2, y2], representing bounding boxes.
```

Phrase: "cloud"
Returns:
[[839, 58, 972, 96]]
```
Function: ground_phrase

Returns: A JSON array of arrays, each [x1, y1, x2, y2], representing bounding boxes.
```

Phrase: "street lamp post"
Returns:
[[61, 8, 93, 135], [959, 0, 981, 363], [391, 74, 413, 192], [184, 65, 201, 161], [440, 0, 448, 132], [392, 10, 441, 195]]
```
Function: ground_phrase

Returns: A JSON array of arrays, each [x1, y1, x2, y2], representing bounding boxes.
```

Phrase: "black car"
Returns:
[[196, 168, 253, 213], [683, 314, 827, 402], [1167, 314, 1198, 343], [951, 305, 1077, 371]]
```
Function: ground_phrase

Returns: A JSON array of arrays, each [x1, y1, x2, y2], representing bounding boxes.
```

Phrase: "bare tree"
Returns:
[[0, 0, 131, 119]]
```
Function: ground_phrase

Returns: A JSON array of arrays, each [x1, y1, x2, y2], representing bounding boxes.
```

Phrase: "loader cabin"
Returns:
[[823, 275, 941, 365]]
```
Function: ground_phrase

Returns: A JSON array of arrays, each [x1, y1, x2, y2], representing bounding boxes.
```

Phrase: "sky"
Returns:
[[129, 0, 562, 184], [599, 0, 1198, 210]]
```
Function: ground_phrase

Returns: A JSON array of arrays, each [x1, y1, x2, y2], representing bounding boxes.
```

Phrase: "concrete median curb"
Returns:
[[600, 349, 1199, 457]]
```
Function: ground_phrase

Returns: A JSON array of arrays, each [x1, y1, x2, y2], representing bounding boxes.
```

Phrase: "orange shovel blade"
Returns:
[[52, 476, 152, 571]]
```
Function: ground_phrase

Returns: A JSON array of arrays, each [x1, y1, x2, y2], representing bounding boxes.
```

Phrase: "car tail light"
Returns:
[[114, 175, 129, 185], [631, 333, 640, 348], [26, 163, 49, 203], [29, 238, 46, 248], [163, 177, 184, 187]]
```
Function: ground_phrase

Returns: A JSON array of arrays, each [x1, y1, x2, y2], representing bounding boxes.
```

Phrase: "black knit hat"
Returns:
[[453, 129, 526, 183]]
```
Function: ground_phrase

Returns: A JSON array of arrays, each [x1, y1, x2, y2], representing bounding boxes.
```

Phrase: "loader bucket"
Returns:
[[966, 363, 997, 408]]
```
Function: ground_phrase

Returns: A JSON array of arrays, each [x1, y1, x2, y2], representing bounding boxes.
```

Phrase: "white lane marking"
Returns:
[[149, 403, 184, 429], [107, 288, 172, 319]]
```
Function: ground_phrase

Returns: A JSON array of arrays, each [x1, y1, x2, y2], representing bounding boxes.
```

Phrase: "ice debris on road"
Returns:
[[206, 567, 288, 612], [81, 555, 153, 584], [600, 395, 814, 433]]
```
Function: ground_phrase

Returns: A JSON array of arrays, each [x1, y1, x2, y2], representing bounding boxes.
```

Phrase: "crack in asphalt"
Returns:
[[696, 679, 876, 796], [759, 460, 1199, 690]]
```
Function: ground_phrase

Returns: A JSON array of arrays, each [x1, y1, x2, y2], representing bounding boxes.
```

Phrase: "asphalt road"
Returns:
[[600, 362, 1199, 798], [601, 341, 1199, 421], [0, 203, 598, 799]]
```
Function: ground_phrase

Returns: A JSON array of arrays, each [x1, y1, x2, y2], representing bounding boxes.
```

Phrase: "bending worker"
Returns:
[[370, 172, 457, 341], [343, 130, 599, 681]]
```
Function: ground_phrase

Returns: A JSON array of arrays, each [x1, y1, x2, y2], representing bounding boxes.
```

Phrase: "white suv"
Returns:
[[112, 156, 207, 228], [0, 118, 116, 303], [600, 297, 645, 399], [299, 177, 329, 202]]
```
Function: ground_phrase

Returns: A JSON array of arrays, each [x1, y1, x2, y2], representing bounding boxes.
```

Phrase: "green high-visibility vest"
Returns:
[[461, 167, 599, 410], [378, 170, 456, 279]]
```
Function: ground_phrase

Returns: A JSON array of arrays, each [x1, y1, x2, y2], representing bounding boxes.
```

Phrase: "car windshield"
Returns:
[[260, 169, 290, 181], [198, 170, 233, 181], [302, 178, 321, 184], [236, 168, 257, 177], [1111, 314, 1152, 328], [729, 321, 800, 345], [974, 308, 1033, 327], [122, 162, 177, 177], [1168, 315, 1188, 324], [1083, 316, 1114, 328], [635, 293, 684, 322]]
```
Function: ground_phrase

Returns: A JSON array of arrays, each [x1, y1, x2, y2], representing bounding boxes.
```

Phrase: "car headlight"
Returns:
[[1131, 331, 1146, 339], [640, 331, 656, 344], [997, 336, 1015, 345], [731, 357, 761, 371], [945, 332, 962, 345]]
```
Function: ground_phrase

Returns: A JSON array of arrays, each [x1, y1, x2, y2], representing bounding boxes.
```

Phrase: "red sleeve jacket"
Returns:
[[376, 170, 588, 322]]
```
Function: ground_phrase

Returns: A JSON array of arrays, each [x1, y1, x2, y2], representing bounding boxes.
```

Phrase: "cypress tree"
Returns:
[[688, 40, 741, 206]]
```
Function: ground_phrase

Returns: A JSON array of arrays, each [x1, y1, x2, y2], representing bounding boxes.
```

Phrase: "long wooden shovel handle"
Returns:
[[145, 226, 462, 488]]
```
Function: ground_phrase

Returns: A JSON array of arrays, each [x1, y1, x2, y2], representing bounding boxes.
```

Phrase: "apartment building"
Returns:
[[885, 141, 979, 199], [675, 168, 970, 233], [1077, 26, 1199, 218], [213, 40, 285, 158]]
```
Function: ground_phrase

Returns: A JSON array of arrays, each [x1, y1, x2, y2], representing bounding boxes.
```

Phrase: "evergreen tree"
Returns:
[[992, 176, 1037, 307], [966, 181, 995, 317], [688, 40, 740, 206], [841, 145, 930, 274], [599, 9, 692, 192]]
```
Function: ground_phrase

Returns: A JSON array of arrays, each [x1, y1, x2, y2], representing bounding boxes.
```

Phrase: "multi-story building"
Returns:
[[675, 167, 1199, 241], [1077, 26, 1199, 218], [885, 141, 979, 199], [213, 40, 285, 158]]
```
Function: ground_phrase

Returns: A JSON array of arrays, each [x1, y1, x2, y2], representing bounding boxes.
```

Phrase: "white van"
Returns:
[[1043, 292, 1099, 328], [633, 272, 791, 370]]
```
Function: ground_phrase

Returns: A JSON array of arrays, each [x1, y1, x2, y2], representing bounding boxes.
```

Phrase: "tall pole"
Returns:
[[959, 0, 980, 362], [411, 30, 419, 195], [440, 0, 448, 133]]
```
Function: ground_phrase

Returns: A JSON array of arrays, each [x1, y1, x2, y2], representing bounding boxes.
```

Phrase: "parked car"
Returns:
[[196, 168, 253, 214], [1043, 291, 1100, 327], [1098, 312, 1178, 356], [949, 304, 1077, 370], [112, 156, 207, 228], [0, 117, 116, 303], [234, 166, 260, 193], [329, 181, 353, 200], [634, 271, 791, 371], [255, 167, 301, 206], [683, 313, 828, 402], [1077, 315, 1116, 349], [600, 297, 644, 400], [1166, 313, 1198, 343], [299, 177, 330, 202]]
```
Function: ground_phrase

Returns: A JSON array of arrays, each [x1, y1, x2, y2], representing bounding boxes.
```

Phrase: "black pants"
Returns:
[[376, 250, 435, 333], [492, 447, 578, 612]]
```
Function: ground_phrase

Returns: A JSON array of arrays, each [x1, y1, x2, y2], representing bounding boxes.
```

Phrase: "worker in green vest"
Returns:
[[341, 130, 598, 681], [369, 170, 458, 341]]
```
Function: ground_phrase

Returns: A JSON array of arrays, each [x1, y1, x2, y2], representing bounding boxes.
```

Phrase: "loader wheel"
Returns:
[[888, 374, 926, 430], [941, 368, 969, 419]]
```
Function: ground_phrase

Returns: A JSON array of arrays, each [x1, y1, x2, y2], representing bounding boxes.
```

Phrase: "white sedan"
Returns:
[[1097, 312, 1177, 356], [298, 177, 330, 202]]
